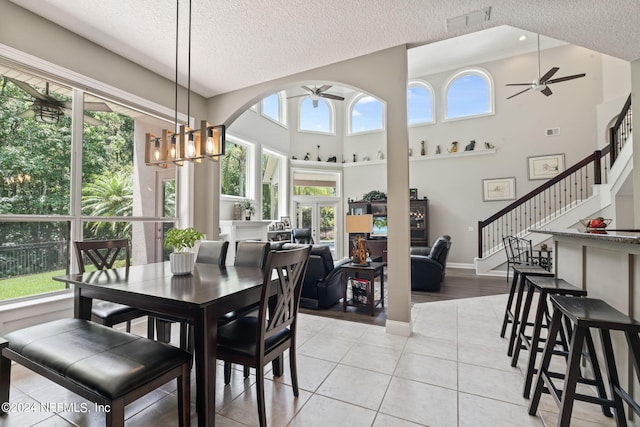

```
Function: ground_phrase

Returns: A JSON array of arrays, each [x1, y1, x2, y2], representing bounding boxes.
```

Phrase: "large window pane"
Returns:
[[350, 95, 383, 134], [445, 71, 492, 119], [261, 151, 282, 220], [299, 97, 332, 133], [261, 93, 280, 123], [0, 221, 70, 300], [408, 83, 434, 125], [0, 74, 72, 215], [221, 139, 249, 197]]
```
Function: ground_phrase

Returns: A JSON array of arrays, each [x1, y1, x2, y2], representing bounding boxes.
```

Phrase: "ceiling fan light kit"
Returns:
[[506, 34, 586, 100], [145, 0, 225, 168]]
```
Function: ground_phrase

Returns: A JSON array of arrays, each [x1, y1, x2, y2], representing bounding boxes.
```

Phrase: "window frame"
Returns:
[[220, 134, 256, 201], [260, 146, 288, 220], [260, 91, 288, 128], [347, 93, 386, 136], [407, 79, 436, 127], [442, 67, 495, 122], [297, 97, 336, 135]]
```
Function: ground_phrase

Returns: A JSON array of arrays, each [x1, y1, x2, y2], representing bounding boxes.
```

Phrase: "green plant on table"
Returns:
[[164, 227, 204, 253], [241, 198, 256, 214]]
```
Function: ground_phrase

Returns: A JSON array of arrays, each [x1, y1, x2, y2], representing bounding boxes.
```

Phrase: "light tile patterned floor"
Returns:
[[0, 294, 621, 426]]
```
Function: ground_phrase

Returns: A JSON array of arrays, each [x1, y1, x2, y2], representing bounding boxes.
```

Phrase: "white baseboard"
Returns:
[[446, 262, 475, 269], [385, 319, 412, 337]]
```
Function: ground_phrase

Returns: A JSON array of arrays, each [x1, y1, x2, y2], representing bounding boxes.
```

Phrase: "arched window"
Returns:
[[444, 68, 494, 121], [407, 80, 435, 126], [299, 97, 334, 134], [349, 94, 384, 134], [261, 92, 287, 126]]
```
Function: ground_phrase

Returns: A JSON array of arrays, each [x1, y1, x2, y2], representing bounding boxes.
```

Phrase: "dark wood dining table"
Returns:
[[54, 261, 269, 427]]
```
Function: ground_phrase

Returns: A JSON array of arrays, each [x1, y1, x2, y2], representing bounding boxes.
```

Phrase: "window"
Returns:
[[221, 136, 254, 198], [407, 80, 434, 125], [261, 92, 286, 126], [444, 68, 494, 120], [0, 63, 177, 302], [299, 97, 334, 134], [261, 149, 286, 220], [349, 94, 384, 134]]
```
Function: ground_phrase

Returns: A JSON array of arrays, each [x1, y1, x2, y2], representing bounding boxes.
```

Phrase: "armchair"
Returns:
[[410, 235, 451, 292], [280, 243, 350, 309]]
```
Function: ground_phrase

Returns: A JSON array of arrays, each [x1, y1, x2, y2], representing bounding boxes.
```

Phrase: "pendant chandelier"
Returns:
[[145, 0, 225, 168]]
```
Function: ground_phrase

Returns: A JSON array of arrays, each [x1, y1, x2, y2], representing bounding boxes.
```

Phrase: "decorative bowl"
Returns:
[[579, 218, 612, 229]]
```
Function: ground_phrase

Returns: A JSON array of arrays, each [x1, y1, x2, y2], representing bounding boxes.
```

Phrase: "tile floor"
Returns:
[[0, 294, 621, 426]]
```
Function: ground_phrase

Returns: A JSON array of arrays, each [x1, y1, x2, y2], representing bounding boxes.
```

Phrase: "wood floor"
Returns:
[[299, 267, 510, 327]]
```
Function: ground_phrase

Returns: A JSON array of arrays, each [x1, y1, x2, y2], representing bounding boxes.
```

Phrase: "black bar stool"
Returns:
[[500, 264, 554, 356], [510, 277, 587, 398], [529, 296, 640, 426]]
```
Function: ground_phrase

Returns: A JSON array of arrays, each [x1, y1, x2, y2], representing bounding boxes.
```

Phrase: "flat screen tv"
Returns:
[[371, 215, 388, 238]]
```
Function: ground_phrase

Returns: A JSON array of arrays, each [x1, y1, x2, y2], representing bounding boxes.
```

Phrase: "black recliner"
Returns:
[[291, 228, 313, 244], [281, 243, 349, 309], [410, 235, 452, 292]]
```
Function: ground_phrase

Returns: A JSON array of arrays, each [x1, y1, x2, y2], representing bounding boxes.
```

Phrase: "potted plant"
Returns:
[[164, 226, 205, 275], [241, 198, 255, 220]]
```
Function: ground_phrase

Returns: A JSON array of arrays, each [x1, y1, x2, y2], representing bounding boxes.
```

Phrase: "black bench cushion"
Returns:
[[3, 318, 191, 399]]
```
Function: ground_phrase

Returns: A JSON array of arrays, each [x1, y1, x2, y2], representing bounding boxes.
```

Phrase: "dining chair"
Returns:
[[217, 246, 311, 426], [74, 239, 151, 335], [196, 240, 230, 265], [234, 241, 270, 269], [503, 235, 535, 282]]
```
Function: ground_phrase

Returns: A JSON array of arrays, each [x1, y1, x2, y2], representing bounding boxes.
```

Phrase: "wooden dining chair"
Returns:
[[74, 239, 151, 335], [217, 246, 311, 426], [234, 241, 270, 269]]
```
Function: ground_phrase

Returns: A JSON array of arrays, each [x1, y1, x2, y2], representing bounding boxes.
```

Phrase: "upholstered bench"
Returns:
[[0, 318, 191, 427]]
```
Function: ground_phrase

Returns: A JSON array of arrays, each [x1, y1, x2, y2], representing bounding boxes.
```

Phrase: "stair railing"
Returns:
[[477, 147, 610, 258], [478, 94, 631, 259]]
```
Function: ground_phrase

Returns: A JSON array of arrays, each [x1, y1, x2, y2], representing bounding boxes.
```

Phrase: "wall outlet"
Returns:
[[545, 127, 560, 136], [468, 226, 474, 232]]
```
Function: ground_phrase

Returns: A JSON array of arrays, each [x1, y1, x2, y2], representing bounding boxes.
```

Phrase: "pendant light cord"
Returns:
[[174, 0, 179, 135], [187, 0, 192, 122]]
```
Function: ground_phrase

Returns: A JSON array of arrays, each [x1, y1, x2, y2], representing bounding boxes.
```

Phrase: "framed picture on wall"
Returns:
[[482, 177, 516, 201], [528, 153, 565, 180]]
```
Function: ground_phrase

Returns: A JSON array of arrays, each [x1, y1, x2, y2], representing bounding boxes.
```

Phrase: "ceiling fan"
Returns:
[[286, 85, 345, 107], [1, 76, 112, 125], [506, 34, 586, 100]]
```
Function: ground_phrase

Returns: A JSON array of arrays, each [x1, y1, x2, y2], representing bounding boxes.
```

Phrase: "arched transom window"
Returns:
[[444, 68, 494, 121]]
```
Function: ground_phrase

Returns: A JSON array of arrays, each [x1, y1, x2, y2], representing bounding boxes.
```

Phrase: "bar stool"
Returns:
[[510, 277, 587, 398], [500, 264, 554, 356], [529, 296, 640, 426]]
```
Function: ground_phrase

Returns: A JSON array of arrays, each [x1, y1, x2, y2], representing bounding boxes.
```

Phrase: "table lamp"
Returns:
[[345, 214, 373, 265]]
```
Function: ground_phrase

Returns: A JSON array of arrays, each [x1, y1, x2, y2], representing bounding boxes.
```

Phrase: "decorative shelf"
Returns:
[[290, 148, 496, 168]]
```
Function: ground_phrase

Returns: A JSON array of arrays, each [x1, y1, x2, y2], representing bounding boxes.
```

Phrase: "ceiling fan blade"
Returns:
[[539, 67, 560, 84], [318, 93, 344, 101], [301, 85, 313, 93], [61, 107, 104, 125], [285, 94, 308, 99], [5, 76, 49, 101], [506, 87, 532, 100], [316, 84, 332, 93], [83, 102, 113, 112], [541, 86, 553, 96], [546, 73, 586, 84], [506, 83, 533, 86]]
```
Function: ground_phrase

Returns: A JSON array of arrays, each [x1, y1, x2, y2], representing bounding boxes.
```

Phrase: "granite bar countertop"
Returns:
[[530, 228, 640, 244]]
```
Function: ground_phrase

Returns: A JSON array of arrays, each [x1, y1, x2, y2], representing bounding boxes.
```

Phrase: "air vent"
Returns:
[[545, 127, 561, 136], [446, 7, 491, 32]]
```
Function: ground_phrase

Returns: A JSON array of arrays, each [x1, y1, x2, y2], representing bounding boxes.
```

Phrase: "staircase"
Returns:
[[475, 95, 633, 275]]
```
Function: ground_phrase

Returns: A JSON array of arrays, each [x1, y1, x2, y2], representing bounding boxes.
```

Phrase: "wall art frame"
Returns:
[[482, 177, 516, 201], [528, 153, 565, 180]]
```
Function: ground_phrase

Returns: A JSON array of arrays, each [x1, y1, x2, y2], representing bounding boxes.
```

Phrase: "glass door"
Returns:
[[294, 201, 338, 254], [156, 170, 176, 261]]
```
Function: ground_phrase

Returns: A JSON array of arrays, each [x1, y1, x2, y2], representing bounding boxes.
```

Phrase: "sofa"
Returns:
[[410, 235, 452, 292], [273, 242, 350, 309]]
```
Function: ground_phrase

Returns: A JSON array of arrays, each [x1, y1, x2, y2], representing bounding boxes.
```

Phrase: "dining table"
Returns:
[[54, 261, 273, 427]]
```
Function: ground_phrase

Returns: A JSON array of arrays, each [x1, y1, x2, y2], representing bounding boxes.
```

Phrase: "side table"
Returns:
[[342, 261, 385, 316]]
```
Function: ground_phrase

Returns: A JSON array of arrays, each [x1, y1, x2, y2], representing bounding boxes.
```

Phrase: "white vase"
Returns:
[[170, 252, 195, 275]]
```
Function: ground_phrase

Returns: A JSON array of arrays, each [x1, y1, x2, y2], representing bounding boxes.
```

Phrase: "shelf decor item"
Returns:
[[280, 216, 291, 229], [241, 199, 255, 220], [164, 227, 205, 275]]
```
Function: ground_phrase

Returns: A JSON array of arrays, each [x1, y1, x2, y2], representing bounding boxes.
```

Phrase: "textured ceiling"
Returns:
[[8, 0, 640, 98]]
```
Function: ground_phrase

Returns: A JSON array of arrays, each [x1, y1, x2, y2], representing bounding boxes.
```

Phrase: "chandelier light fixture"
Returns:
[[145, 0, 225, 168]]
